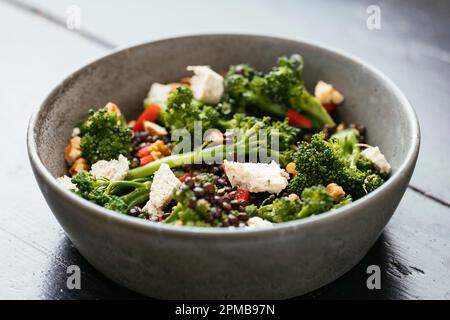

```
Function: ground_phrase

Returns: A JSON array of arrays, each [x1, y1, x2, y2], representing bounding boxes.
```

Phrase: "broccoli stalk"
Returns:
[[224, 71, 288, 118], [224, 55, 335, 128], [126, 120, 280, 180], [71, 172, 151, 213], [266, 54, 335, 128]]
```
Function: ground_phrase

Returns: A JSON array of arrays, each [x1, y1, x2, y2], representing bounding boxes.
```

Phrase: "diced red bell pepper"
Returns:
[[133, 104, 161, 132], [323, 102, 336, 113], [139, 154, 155, 166], [287, 108, 313, 128], [235, 188, 250, 202], [136, 146, 150, 158], [178, 172, 193, 183]]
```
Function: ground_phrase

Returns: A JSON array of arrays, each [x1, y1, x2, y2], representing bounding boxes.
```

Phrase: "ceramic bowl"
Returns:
[[27, 34, 420, 299]]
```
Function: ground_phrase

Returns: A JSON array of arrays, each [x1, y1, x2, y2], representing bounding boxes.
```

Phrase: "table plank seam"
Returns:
[[2, 0, 117, 50], [408, 184, 450, 208]]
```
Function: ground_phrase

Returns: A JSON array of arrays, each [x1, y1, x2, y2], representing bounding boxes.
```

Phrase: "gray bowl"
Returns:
[[27, 34, 420, 299]]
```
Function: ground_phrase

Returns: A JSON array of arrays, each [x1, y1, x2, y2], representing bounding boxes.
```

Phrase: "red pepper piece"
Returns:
[[139, 154, 155, 166], [323, 102, 336, 113], [136, 146, 150, 158], [133, 104, 161, 132], [287, 108, 313, 128], [178, 172, 193, 183], [235, 188, 250, 202]]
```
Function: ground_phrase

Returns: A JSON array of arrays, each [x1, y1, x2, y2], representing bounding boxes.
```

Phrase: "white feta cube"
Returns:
[[223, 160, 289, 194], [143, 163, 181, 215], [246, 217, 273, 229], [187, 65, 224, 104], [147, 83, 173, 105], [90, 154, 129, 181], [361, 146, 391, 175], [56, 175, 77, 191]]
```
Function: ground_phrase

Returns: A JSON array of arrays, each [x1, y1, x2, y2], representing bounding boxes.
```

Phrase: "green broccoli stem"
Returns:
[[123, 188, 150, 211], [105, 181, 148, 195], [290, 93, 335, 128], [126, 123, 280, 180], [245, 92, 288, 118], [126, 143, 227, 180], [119, 181, 151, 210]]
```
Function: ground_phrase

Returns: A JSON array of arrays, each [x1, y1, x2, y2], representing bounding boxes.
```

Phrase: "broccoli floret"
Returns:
[[265, 54, 335, 128], [222, 114, 299, 154], [297, 185, 333, 218], [79, 108, 132, 164], [71, 172, 150, 214], [251, 185, 333, 223], [333, 195, 353, 210], [363, 174, 384, 193], [162, 86, 224, 136], [356, 156, 378, 173], [270, 118, 301, 151], [257, 197, 303, 223], [223, 54, 335, 128], [226, 63, 261, 79], [104, 195, 129, 213], [223, 71, 288, 118], [288, 130, 385, 199]]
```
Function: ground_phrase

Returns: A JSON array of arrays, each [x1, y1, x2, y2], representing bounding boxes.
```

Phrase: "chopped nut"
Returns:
[[326, 183, 345, 203], [128, 120, 136, 129], [286, 162, 298, 175], [169, 82, 184, 92], [64, 136, 82, 164], [104, 102, 121, 115], [314, 80, 344, 105], [145, 140, 171, 160], [336, 123, 346, 132], [143, 121, 168, 136], [180, 77, 192, 85], [204, 129, 224, 145], [69, 158, 90, 176], [150, 150, 162, 160], [287, 193, 299, 201]]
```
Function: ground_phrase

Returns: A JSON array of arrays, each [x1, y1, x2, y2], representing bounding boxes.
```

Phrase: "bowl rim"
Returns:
[[27, 33, 420, 237]]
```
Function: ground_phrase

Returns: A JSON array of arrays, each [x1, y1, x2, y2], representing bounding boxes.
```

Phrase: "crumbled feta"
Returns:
[[223, 160, 289, 194], [56, 175, 77, 191], [143, 163, 181, 215], [90, 154, 129, 181], [187, 66, 224, 104], [246, 217, 273, 229], [361, 146, 391, 175], [314, 80, 344, 105], [147, 83, 173, 105]]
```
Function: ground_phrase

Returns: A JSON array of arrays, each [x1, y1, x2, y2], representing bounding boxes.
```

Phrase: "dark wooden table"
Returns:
[[1, 0, 449, 299]]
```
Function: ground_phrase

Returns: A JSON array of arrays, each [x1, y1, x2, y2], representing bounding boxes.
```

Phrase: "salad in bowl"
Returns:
[[57, 54, 391, 229]]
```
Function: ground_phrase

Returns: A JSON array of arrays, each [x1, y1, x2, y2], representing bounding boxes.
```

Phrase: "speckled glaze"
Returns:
[[27, 35, 420, 299]]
